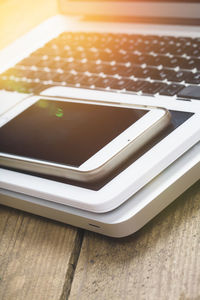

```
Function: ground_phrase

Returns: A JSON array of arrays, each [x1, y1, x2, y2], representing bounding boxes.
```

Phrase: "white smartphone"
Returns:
[[0, 96, 171, 182]]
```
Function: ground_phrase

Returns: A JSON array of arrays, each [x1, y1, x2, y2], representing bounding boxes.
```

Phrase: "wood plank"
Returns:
[[0, 204, 82, 300], [69, 181, 200, 300]]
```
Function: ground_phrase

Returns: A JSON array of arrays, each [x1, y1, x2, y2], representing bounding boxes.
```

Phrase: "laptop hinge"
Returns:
[[82, 15, 200, 26]]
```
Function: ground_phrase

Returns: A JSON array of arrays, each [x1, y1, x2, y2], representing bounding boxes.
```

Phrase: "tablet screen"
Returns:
[[0, 99, 147, 167]]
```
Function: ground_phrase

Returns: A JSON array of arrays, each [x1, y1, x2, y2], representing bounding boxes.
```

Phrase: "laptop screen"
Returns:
[[69, 0, 200, 1], [61, 0, 200, 20], [70, 0, 200, 1]]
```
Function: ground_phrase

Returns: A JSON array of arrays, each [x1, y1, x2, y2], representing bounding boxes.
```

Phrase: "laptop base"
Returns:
[[0, 142, 199, 237]]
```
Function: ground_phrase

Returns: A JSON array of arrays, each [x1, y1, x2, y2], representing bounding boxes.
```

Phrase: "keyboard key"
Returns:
[[52, 72, 71, 83], [47, 60, 73, 71], [153, 55, 170, 67], [109, 78, 132, 90], [101, 64, 121, 76], [65, 74, 84, 85], [186, 72, 200, 84], [179, 58, 200, 70], [95, 77, 114, 89], [149, 68, 189, 82], [177, 86, 200, 100], [173, 70, 192, 83], [126, 80, 147, 92], [167, 57, 197, 70], [187, 48, 200, 58], [80, 75, 99, 87], [132, 67, 151, 79], [115, 52, 135, 64], [145, 68, 162, 80], [160, 84, 185, 96], [86, 62, 104, 74], [35, 71, 56, 81], [98, 64, 133, 78], [193, 59, 200, 71], [84, 50, 100, 61], [135, 54, 157, 66], [99, 50, 115, 62], [141, 82, 168, 95], [117, 65, 135, 77], [159, 69, 177, 82]]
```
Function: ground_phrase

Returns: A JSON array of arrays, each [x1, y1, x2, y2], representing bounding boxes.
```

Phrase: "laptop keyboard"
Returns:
[[0, 32, 200, 99]]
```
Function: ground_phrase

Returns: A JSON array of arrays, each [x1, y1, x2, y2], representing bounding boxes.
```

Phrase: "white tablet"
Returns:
[[0, 88, 199, 214]]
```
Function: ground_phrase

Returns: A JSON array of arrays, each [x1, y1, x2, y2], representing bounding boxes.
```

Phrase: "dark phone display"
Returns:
[[0, 99, 147, 167]]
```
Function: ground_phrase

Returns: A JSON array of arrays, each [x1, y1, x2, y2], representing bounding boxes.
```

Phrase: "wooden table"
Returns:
[[0, 1, 200, 299]]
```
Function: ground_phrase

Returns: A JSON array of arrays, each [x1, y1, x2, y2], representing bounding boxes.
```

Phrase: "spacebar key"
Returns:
[[177, 86, 200, 100]]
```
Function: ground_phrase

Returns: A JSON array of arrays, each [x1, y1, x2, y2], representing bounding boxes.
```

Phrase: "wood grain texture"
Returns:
[[0, 205, 82, 300], [69, 181, 200, 300]]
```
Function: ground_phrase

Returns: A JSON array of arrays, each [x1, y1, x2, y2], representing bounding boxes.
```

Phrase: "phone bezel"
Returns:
[[0, 96, 167, 173]]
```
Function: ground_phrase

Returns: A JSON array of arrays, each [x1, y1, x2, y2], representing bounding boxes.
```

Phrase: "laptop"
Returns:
[[0, 0, 200, 237]]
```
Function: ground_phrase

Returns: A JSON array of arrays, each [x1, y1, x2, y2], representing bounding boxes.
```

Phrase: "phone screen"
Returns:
[[0, 99, 148, 167]]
